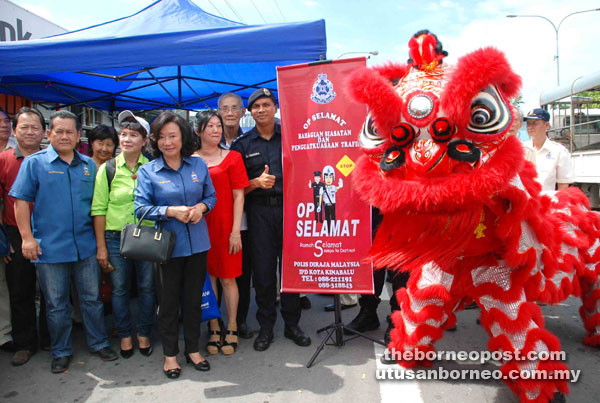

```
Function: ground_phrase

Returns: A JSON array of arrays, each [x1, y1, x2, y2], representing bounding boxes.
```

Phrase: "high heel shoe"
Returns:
[[184, 353, 210, 372], [221, 328, 238, 355], [205, 328, 222, 355], [120, 348, 134, 359], [139, 346, 153, 356], [120, 337, 134, 359]]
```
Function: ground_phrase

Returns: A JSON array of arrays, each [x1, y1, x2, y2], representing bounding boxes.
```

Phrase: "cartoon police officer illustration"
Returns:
[[320, 165, 343, 224], [308, 170, 325, 223]]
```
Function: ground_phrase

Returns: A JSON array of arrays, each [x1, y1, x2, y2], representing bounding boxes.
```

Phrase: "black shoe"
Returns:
[[344, 307, 380, 335], [550, 392, 566, 403], [384, 315, 394, 345], [92, 346, 118, 361], [447, 325, 457, 332], [184, 353, 210, 371], [300, 296, 312, 310], [324, 302, 357, 312], [120, 348, 134, 359], [51, 356, 71, 373], [284, 325, 311, 347], [40, 341, 51, 352], [253, 329, 274, 351], [163, 367, 181, 379], [465, 302, 479, 309], [237, 322, 254, 339], [139, 346, 153, 357]]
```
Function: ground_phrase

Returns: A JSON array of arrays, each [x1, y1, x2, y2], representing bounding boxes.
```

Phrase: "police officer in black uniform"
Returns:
[[231, 88, 311, 351], [308, 170, 324, 223]]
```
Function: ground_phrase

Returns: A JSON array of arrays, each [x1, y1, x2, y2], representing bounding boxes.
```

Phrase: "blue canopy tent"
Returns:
[[0, 0, 327, 111]]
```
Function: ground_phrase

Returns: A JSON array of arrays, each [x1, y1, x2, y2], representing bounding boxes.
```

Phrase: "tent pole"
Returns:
[[178, 66, 182, 107]]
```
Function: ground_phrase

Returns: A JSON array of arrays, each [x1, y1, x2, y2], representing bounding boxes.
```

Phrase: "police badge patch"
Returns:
[[310, 73, 336, 104]]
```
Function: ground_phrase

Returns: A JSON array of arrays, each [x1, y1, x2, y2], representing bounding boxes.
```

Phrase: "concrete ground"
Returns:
[[1, 285, 598, 403]]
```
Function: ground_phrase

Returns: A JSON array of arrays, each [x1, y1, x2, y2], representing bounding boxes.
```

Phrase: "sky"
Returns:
[[9, 0, 600, 114]]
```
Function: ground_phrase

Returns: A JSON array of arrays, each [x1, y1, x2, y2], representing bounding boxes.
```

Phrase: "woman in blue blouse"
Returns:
[[135, 112, 216, 379]]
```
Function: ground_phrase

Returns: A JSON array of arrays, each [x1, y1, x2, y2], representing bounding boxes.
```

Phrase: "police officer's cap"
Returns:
[[248, 88, 277, 110], [314, 170, 321, 176]]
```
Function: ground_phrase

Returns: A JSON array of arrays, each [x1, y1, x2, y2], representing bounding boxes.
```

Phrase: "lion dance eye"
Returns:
[[359, 113, 385, 149], [391, 123, 417, 147], [429, 118, 455, 142], [467, 85, 511, 135], [471, 106, 491, 126]]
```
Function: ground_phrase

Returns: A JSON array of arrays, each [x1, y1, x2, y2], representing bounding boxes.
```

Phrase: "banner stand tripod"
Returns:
[[306, 294, 386, 368]]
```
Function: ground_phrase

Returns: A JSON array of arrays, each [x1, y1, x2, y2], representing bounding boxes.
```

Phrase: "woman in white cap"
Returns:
[[91, 110, 155, 359]]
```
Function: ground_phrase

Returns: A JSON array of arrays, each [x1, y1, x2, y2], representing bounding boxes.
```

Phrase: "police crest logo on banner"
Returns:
[[310, 73, 336, 105]]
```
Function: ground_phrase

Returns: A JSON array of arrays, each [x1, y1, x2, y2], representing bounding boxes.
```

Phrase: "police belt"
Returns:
[[249, 195, 283, 206]]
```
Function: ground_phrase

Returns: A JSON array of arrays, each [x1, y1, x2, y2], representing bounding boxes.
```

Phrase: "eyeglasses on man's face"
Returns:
[[218, 106, 242, 114]]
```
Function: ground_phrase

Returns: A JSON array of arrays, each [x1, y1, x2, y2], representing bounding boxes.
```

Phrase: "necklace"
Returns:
[[126, 163, 139, 180]]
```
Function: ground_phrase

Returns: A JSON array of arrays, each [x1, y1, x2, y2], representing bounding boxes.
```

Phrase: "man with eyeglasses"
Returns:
[[217, 93, 247, 149], [214, 92, 256, 339], [523, 108, 574, 192]]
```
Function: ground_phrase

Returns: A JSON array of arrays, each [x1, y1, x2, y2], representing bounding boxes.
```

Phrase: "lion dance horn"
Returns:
[[407, 29, 448, 72]]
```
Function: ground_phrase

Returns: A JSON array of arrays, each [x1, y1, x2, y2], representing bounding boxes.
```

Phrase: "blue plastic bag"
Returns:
[[0, 225, 10, 257], [201, 276, 221, 322]]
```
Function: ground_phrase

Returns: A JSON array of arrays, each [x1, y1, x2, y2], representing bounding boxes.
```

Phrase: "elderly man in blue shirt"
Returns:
[[10, 110, 117, 374]]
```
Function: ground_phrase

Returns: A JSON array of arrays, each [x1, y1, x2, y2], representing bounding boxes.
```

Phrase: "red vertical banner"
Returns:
[[278, 58, 373, 294]]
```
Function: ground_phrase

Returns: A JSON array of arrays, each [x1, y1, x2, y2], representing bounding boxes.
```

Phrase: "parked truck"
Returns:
[[540, 70, 600, 209]]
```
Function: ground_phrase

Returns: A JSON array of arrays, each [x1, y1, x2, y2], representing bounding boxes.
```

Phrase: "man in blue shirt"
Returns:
[[10, 110, 117, 373]]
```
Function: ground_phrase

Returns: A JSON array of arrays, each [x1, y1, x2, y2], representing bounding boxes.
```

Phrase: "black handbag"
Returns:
[[120, 208, 176, 263]]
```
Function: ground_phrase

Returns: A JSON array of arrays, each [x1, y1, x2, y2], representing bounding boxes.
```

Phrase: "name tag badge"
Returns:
[[158, 180, 171, 184], [246, 152, 260, 158], [48, 170, 64, 174]]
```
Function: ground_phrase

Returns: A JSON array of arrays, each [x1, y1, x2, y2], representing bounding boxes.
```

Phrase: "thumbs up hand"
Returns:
[[258, 164, 276, 189]]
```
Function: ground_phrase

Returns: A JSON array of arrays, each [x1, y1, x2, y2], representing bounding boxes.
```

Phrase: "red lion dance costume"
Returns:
[[349, 30, 600, 403]]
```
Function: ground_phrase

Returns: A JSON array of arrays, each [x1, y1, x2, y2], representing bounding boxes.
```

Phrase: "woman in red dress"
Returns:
[[194, 110, 249, 355]]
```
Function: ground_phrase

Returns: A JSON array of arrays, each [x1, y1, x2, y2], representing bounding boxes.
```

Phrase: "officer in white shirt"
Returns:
[[523, 108, 574, 192]]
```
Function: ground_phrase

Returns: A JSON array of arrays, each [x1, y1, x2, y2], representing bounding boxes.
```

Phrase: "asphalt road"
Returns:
[[1, 285, 598, 403]]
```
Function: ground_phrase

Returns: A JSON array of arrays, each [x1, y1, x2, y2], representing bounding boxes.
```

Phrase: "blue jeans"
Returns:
[[36, 255, 109, 358], [105, 231, 155, 339]]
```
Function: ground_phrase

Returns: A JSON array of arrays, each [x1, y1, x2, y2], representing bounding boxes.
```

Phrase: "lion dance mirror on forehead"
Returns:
[[349, 29, 600, 403]]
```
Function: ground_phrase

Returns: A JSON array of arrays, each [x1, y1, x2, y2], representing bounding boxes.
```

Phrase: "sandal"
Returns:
[[206, 328, 222, 355], [221, 328, 238, 355]]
